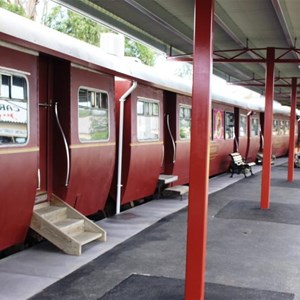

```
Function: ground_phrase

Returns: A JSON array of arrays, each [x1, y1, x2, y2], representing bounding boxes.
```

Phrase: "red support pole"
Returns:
[[288, 77, 297, 182], [184, 0, 214, 299], [260, 47, 275, 209]]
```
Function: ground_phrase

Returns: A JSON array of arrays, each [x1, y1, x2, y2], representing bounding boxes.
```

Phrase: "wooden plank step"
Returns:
[[72, 231, 104, 246], [158, 174, 178, 185], [163, 185, 189, 198], [35, 205, 67, 223], [54, 218, 84, 236]]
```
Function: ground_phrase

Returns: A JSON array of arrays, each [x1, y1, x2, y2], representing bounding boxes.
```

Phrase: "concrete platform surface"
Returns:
[[1, 158, 299, 299]]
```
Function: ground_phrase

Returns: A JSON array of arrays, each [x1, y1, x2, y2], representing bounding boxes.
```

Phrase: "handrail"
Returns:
[[161, 144, 165, 167], [166, 114, 176, 163], [54, 102, 70, 187], [233, 132, 239, 152], [37, 168, 41, 190]]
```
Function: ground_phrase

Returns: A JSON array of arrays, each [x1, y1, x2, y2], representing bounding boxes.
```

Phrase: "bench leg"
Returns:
[[250, 167, 253, 176]]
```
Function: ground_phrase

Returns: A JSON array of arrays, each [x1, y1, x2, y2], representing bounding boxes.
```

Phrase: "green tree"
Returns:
[[125, 39, 156, 66], [0, 1, 156, 66], [0, 0, 26, 16], [44, 6, 102, 46], [44, 5, 155, 65]]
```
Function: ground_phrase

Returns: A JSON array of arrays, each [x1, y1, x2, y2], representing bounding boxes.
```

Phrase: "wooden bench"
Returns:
[[229, 152, 256, 178]]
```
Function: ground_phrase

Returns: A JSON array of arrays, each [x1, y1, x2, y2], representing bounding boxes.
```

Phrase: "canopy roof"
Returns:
[[55, 0, 300, 107]]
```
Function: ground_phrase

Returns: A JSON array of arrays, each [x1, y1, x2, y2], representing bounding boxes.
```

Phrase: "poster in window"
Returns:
[[213, 109, 224, 140]]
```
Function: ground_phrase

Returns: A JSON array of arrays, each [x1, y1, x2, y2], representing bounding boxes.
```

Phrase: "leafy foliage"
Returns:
[[0, 0, 26, 16], [44, 6, 155, 65], [0, 1, 156, 66], [44, 6, 102, 46], [125, 39, 156, 66]]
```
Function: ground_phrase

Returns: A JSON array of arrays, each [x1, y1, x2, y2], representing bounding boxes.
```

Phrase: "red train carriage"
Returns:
[[236, 108, 260, 162], [163, 91, 191, 185], [0, 8, 298, 255], [245, 111, 260, 162], [38, 56, 116, 216], [115, 79, 164, 205], [271, 115, 290, 157], [0, 44, 38, 250], [209, 101, 235, 175]]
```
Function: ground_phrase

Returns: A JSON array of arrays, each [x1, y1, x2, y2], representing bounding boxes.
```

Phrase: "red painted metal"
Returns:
[[288, 78, 297, 182], [163, 92, 191, 185], [0, 46, 38, 250], [272, 114, 290, 157], [65, 66, 116, 215], [185, 0, 214, 299], [260, 48, 275, 209], [115, 81, 164, 205], [209, 103, 235, 175], [245, 112, 261, 162]]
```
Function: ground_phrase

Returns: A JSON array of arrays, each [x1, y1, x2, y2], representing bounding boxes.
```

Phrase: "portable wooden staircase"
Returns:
[[30, 195, 106, 255]]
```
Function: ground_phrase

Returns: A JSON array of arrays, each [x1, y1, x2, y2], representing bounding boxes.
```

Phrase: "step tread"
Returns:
[[72, 231, 103, 245], [158, 174, 178, 184], [35, 205, 66, 216], [54, 218, 84, 228], [164, 185, 189, 195]]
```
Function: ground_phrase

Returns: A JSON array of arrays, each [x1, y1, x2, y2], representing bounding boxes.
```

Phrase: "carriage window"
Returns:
[[225, 111, 234, 139], [278, 120, 285, 135], [213, 109, 224, 140], [273, 119, 279, 135], [251, 117, 259, 136], [239, 115, 247, 137], [137, 99, 159, 141], [78, 88, 109, 142], [284, 120, 289, 135], [0, 73, 28, 145], [179, 105, 191, 140]]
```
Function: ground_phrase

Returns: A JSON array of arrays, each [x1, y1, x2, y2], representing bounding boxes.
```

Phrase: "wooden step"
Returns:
[[30, 195, 106, 255], [54, 218, 84, 236], [163, 185, 189, 199], [36, 205, 67, 223], [72, 231, 104, 246], [158, 174, 178, 185]]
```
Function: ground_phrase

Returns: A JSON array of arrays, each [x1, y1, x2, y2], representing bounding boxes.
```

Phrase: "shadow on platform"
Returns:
[[99, 274, 294, 300], [215, 200, 300, 225]]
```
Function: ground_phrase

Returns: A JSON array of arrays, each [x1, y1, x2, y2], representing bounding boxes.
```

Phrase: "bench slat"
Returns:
[[229, 152, 255, 178]]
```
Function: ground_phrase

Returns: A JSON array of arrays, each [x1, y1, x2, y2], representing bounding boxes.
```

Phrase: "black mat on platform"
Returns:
[[271, 178, 300, 189], [99, 274, 294, 300], [215, 200, 300, 225]]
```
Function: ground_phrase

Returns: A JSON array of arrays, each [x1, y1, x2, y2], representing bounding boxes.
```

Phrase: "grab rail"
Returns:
[[37, 168, 41, 190], [161, 144, 165, 167], [54, 102, 70, 187], [166, 114, 176, 163]]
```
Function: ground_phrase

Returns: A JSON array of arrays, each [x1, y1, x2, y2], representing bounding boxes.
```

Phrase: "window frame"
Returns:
[[179, 104, 191, 140], [251, 116, 259, 137], [137, 97, 160, 142], [224, 111, 235, 140], [0, 70, 29, 147], [239, 114, 247, 137], [78, 86, 110, 143]]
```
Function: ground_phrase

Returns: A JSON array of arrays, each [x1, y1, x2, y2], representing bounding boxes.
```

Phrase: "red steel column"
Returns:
[[288, 77, 297, 182], [185, 0, 214, 299], [260, 47, 275, 209]]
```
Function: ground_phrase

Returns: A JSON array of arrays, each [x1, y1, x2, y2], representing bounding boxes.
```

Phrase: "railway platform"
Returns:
[[1, 158, 300, 299]]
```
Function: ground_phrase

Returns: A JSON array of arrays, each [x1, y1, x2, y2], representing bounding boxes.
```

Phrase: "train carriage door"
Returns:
[[36, 55, 53, 202]]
